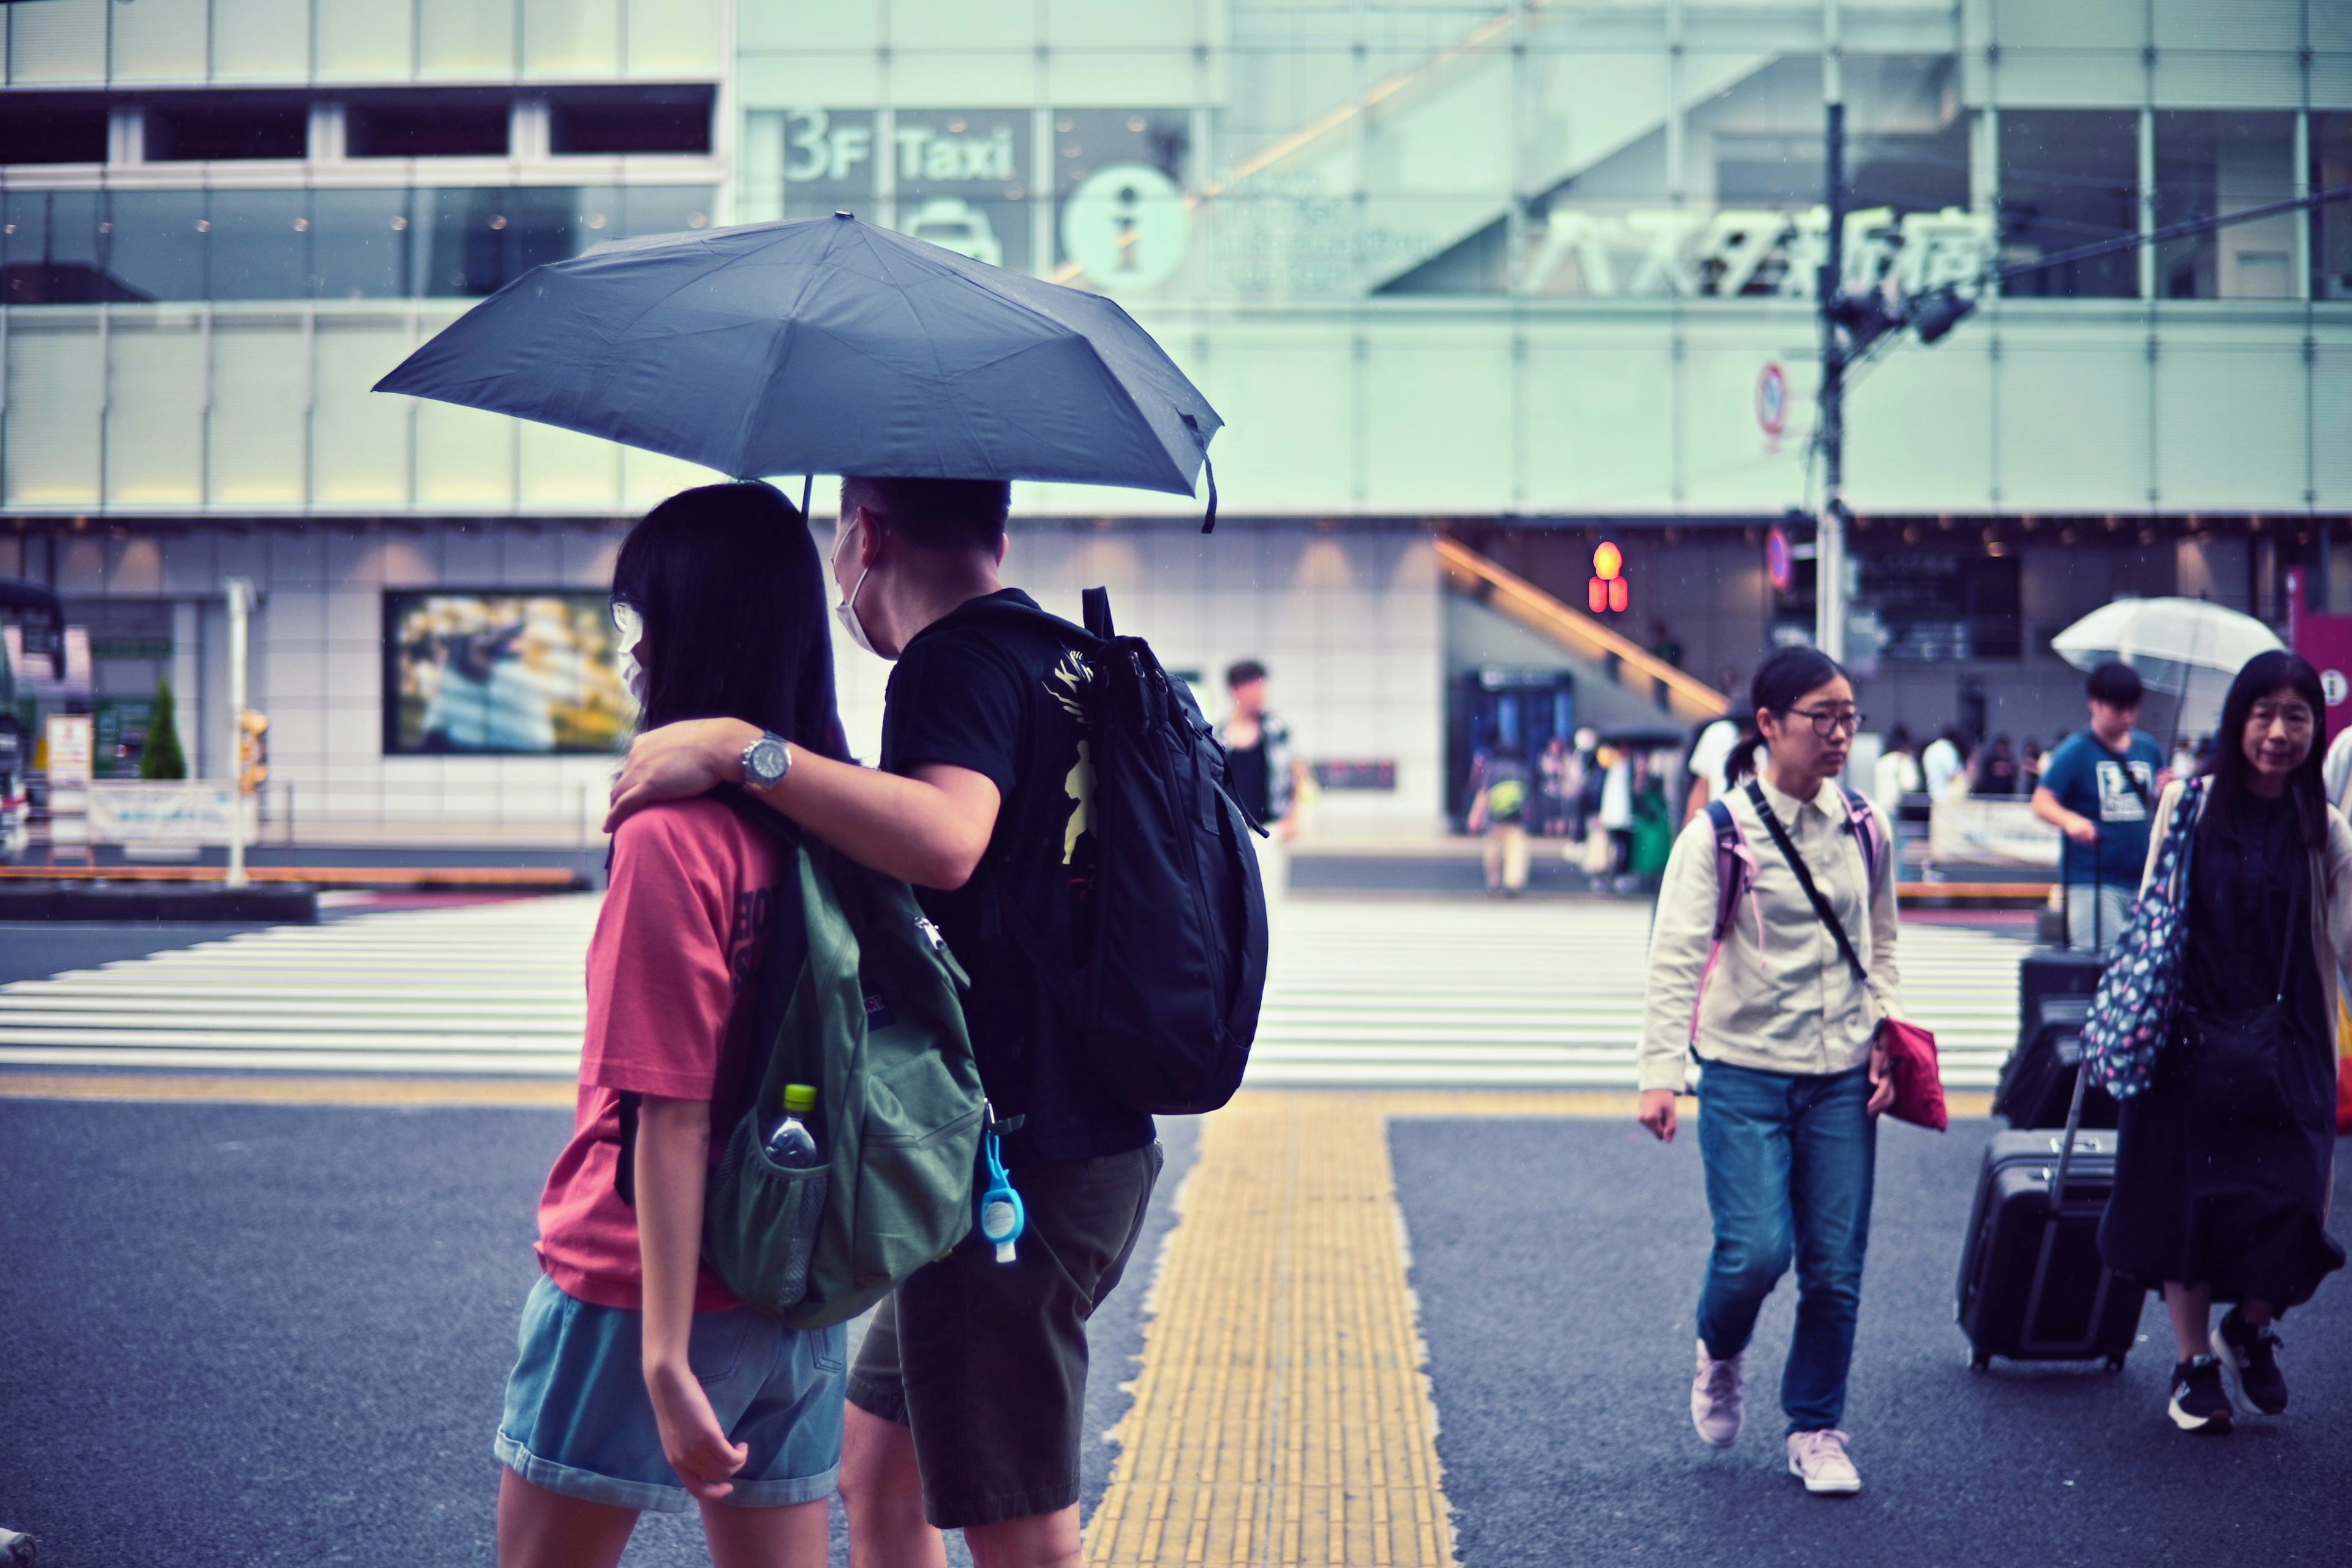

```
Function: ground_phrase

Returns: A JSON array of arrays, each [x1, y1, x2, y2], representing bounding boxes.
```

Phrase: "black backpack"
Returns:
[[960, 587, 1268, 1115]]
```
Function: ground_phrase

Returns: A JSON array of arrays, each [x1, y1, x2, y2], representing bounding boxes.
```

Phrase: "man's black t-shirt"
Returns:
[[878, 589, 1155, 1166]]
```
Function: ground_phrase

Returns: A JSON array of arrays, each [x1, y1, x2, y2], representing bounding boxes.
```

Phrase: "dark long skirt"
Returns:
[[2098, 1032, 2344, 1311]]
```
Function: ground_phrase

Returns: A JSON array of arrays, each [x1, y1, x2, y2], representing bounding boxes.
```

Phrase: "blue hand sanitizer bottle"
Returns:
[[978, 1106, 1025, 1264]]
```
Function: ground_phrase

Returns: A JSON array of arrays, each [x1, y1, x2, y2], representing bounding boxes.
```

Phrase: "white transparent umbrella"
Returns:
[[2051, 597, 2283, 737]]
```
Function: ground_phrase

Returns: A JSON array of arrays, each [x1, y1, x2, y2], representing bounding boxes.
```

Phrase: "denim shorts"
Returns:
[[495, 1274, 847, 1513]]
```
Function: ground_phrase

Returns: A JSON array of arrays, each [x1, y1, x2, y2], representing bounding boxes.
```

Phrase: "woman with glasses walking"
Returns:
[[2100, 650, 2349, 1434], [1637, 646, 1899, 1496]]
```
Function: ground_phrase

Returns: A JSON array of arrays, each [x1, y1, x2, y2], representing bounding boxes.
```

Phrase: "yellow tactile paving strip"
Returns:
[[1085, 1086, 1994, 1567]]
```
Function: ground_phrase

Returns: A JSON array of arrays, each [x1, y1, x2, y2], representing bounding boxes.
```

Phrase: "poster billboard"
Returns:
[[383, 591, 630, 755]]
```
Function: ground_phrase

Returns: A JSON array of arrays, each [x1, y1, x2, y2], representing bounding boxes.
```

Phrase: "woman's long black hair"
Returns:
[[611, 481, 848, 761], [1728, 645, 1850, 785], [2201, 649, 2328, 851]]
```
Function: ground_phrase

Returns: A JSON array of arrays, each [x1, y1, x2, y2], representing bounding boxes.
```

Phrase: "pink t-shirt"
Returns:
[[535, 796, 788, 1313]]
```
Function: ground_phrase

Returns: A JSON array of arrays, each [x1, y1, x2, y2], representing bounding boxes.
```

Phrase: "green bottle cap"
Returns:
[[782, 1083, 817, 1115]]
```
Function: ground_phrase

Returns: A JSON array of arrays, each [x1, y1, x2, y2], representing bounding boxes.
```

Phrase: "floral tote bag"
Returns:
[[2080, 778, 2207, 1100]]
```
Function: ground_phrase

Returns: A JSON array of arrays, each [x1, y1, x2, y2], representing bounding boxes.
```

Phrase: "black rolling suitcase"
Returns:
[[1956, 1066, 2146, 1371], [1998, 862, 2117, 1128], [1993, 993, 2118, 1129]]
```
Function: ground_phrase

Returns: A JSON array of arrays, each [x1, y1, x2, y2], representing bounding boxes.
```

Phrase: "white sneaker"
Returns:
[[1787, 1429, 1862, 1494], [1691, 1338, 1744, 1447]]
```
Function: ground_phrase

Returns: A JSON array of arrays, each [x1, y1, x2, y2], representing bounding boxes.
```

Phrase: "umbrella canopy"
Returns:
[[376, 213, 1222, 510], [2051, 597, 2283, 736]]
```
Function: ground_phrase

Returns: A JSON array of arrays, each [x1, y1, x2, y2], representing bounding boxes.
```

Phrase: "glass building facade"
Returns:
[[1, 0, 2349, 836]]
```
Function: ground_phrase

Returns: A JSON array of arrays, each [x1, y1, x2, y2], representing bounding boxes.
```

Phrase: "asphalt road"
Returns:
[[1393, 1115, 2352, 1568], [0, 1098, 1197, 1568], [0, 921, 273, 987]]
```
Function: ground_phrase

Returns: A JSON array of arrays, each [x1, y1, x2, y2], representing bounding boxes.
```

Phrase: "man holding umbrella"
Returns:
[[608, 478, 1162, 1568], [2032, 661, 2168, 952], [379, 215, 1227, 1568]]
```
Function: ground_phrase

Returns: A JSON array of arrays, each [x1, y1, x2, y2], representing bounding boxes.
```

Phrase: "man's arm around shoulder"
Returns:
[[606, 718, 1000, 891]]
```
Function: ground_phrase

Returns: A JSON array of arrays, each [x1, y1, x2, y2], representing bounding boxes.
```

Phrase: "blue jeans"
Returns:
[[1695, 1060, 1877, 1433]]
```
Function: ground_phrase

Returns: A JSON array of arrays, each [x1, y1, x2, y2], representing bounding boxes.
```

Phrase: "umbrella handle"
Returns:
[[1182, 414, 1218, 535], [801, 473, 813, 521]]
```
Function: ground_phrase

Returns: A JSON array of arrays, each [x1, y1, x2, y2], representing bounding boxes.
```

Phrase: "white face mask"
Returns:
[[611, 601, 648, 706], [832, 521, 888, 660]]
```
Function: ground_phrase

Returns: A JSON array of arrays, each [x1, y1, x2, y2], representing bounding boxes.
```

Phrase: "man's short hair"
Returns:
[[1226, 659, 1268, 690], [2086, 661, 2144, 709], [843, 475, 1010, 552]]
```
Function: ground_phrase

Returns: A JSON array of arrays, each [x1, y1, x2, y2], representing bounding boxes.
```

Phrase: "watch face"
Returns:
[[748, 737, 787, 784]]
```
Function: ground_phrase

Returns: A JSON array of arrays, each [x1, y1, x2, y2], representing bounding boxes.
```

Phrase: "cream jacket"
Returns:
[[1638, 776, 1903, 1093], [2139, 780, 2352, 1027]]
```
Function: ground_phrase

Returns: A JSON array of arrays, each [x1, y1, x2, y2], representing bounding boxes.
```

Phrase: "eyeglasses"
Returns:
[[1785, 706, 1864, 738]]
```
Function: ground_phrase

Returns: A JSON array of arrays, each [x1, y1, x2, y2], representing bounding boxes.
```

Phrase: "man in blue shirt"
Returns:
[[2032, 662, 2168, 952]]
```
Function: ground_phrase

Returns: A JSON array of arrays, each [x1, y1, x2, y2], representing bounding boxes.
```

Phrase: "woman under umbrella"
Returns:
[[2100, 650, 2350, 1434]]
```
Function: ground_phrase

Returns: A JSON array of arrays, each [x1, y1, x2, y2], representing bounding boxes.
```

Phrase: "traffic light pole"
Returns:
[[1814, 98, 1848, 663], [224, 578, 252, 889]]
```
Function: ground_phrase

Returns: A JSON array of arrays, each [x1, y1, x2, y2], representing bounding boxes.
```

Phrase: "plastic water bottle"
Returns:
[[763, 1083, 820, 1168]]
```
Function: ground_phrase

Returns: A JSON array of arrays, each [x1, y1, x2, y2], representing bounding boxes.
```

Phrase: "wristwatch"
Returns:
[[740, 731, 793, 791]]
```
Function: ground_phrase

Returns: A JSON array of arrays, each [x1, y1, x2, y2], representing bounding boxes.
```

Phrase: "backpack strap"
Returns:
[[1082, 586, 1115, 639], [1692, 799, 1760, 1042], [1838, 786, 1884, 891]]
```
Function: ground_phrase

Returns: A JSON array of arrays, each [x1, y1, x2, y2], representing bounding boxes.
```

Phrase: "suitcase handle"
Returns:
[[2016, 1059, 2098, 1351]]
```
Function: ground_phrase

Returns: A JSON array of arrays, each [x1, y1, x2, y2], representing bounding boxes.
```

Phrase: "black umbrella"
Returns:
[[378, 213, 1224, 524]]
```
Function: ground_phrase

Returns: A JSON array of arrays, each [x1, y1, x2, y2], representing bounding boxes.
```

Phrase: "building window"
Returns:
[[1858, 550, 2022, 662], [311, 188, 415, 300], [347, 93, 511, 159], [0, 99, 107, 165], [210, 188, 311, 301], [2, 189, 110, 304], [2316, 113, 2352, 302], [143, 99, 309, 162], [548, 87, 715, 156], [2154, 111, 2296, 300], [100, 190, 209, 301], [1999, 110, 2139, 298]]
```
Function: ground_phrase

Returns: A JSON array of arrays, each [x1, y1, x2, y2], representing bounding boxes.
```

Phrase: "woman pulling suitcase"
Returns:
[[2098, 650, 2350, 1434], [1637, 647, 1901, 1496]]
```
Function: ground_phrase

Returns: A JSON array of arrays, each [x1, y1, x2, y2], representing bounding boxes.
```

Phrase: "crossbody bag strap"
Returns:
[[1744, 779, 1870, 987]]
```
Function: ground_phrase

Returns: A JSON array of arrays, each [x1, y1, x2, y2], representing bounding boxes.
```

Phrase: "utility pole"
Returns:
[[224, 578, 252, 889], [1814, 92, 1848, 663]]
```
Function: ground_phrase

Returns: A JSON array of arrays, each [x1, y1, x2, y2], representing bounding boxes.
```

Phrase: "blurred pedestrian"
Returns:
[[2099, 651, 2349, 1434], [1468, 742, 1534, 896], [498, 483, 846, 1567], [1598, 745, 1635, 874], [1973, 734, 2020, 796], [1218, 659, 1297, 835], [1683, 705, 1752, 826], [1649, 619, 1685, 669], [2033, 663, 2163, 952], [1538, 733, 1577, 837], [1921, 728, 1969, 804], [2020, 737, 2045, 796], [1629, 753, 1673, 879], [1637, 646, 1899, 1496], [1872, 725, 1922, 820], [2173, 735, 2203, 786], [1219, 658, 1300, 908]]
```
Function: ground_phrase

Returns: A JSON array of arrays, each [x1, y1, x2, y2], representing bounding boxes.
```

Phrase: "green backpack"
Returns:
[[700, 834, 987, 1330]]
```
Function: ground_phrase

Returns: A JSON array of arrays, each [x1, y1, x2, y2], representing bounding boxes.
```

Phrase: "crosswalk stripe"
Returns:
[[0, 892, 2038, 1088]]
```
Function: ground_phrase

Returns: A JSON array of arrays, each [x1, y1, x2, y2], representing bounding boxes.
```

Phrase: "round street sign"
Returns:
[[2324, 669, 2348, 707], [1755, 360, 1789, 439], [1061, 164, 1190, 291]]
